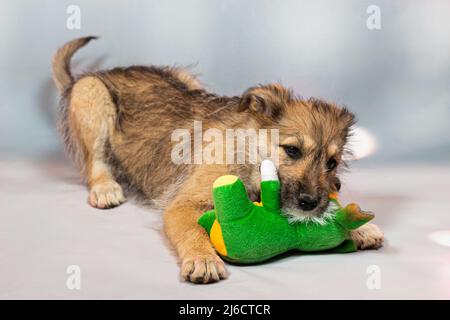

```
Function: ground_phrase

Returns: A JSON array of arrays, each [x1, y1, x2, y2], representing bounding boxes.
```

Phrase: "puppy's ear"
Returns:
[[331, 176, 341, 192], [238, 84, 293, 120], [339, 107, 356, 141]]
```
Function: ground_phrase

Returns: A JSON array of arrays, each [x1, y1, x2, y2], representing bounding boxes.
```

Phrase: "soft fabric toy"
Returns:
[[198, 160, 374, 264]]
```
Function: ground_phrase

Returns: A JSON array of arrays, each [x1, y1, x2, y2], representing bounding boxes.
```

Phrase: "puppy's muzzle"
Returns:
[[298, 194, 319, 211]]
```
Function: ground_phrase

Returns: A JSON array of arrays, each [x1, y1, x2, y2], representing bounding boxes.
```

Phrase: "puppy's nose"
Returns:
[[298, 194, 319, 211]]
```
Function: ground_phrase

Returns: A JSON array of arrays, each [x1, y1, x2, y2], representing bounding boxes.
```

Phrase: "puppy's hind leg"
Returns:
[[66, 76, 126, 209]]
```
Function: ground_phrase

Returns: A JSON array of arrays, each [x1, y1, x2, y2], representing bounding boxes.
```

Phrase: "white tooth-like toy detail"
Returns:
[[260, 159, 279, 181]]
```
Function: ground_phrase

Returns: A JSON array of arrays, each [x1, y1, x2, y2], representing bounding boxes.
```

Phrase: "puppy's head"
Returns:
[[239, 84, 355, 220]]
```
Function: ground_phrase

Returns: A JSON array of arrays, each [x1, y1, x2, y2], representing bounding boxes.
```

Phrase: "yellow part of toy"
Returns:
[[213, 175, 238, 189], [329, 192, 342, 206], [210, 220, 227, 257], [329, 192, 339, 200]]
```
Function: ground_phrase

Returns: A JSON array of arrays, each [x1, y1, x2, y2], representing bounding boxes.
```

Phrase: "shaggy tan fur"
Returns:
[[53, 37, 384, 284]]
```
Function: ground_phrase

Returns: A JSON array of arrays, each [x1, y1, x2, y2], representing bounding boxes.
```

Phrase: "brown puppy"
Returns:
[[52, 37, 383, 284]]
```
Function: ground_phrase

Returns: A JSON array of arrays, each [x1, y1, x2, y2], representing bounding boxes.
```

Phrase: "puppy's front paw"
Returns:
[[88, 180, 126, 209], [350, 223, 384, 250], [181, 254, 228, 284]]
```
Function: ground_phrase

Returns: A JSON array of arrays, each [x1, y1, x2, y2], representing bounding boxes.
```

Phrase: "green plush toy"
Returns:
[[198, 160, 374, 264]]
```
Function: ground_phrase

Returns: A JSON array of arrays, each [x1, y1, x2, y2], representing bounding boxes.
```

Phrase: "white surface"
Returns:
[[1, 157, 450, 299]]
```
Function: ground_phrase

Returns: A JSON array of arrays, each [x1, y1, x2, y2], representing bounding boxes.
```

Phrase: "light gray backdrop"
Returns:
[[1, 0, 449, 164]]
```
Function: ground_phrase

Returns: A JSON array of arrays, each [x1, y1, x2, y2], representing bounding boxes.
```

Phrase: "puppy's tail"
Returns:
[[52, 36, 98, 93]]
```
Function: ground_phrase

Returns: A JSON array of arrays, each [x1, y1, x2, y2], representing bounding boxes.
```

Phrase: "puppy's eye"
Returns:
[[283, 146, 301, 159], [326, 158, 337, 171]]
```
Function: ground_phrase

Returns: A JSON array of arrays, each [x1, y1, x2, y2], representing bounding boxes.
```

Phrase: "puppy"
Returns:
[[52, 37, 383, 284]]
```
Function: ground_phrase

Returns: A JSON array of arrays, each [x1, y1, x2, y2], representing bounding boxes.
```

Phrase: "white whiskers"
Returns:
[[282, 201, 339, 225]]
